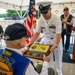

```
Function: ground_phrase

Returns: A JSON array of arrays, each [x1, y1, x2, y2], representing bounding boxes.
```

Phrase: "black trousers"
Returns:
[[61, 29, 71, 50], [36, 64, 55, 75]]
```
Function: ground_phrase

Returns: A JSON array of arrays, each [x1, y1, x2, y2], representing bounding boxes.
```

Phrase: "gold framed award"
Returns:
[[24, 44, 51, 60]]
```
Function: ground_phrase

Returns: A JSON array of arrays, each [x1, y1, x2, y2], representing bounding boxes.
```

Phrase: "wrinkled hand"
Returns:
[[21, 46, 29, 55], [21, 44, 32, 55], [37, 37, 42, 42], [21, 49, 28, 55], [43, 54, 50, 62], [50, 45, 56, 53]]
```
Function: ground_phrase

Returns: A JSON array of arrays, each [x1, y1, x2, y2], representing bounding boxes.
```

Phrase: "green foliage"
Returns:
[[0, 14, 6, 18], [0, 9, 41, 19], [6, 10, 26, 17], [36, 10, 41, 19], [6, 10, 16, 17], [0, 10, 26, 18]]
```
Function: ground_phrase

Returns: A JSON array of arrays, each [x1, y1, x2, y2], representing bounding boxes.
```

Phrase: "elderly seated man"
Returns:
[[0, 23, 55, 75]]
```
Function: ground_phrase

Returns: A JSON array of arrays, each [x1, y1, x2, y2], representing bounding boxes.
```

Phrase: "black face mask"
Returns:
[[40, 9, 49, 14], [41, 11, 48, 14]]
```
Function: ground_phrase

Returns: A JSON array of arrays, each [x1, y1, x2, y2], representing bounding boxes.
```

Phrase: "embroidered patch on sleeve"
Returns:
[[0, 59, 13, 75]]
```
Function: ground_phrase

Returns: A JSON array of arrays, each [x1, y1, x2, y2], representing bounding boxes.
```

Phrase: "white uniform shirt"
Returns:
[[6, 48, 49, 75], [36, 13, 62, 45], [63, 15, 69, 29]]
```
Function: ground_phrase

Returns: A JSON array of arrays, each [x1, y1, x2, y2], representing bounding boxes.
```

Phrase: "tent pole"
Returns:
[[15, 10, 21, 18], [20, 6, 23, 20], [23, 11, 27, 19], [14, 6, 21, 18], [20, 0, 23, 20]]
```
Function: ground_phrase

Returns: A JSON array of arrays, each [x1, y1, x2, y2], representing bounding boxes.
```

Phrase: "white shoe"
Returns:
[[57, 72, 63, 75]]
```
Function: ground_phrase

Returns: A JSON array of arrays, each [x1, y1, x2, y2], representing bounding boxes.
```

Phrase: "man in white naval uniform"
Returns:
[[26, 1, 63, 75]]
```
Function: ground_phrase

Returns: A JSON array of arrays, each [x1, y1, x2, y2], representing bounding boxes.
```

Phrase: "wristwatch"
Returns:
[[54, 44, 58, 48]]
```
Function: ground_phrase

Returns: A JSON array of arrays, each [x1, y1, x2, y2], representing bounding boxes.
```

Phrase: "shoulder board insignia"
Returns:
[[3, 50, 12, 56]]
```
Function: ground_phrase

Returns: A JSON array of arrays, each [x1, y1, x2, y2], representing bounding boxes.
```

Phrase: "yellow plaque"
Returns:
[[24, 44, 51, 60], [29, 44, 50, 52]]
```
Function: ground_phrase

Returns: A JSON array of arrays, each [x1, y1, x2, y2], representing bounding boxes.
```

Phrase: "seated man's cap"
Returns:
[[4, 23, 28, 40], [63, 7, 69, 11], [37, 1, 52, 14]]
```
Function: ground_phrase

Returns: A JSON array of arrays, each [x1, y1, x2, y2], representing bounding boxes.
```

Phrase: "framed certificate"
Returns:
[[24, 44, 51, 60]]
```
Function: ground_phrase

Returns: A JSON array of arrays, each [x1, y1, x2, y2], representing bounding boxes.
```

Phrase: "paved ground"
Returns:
[[30, 58, 75, 75]]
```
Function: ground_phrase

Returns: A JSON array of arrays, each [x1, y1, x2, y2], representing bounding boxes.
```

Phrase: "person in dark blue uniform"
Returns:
[[0, 23, 55, 75]]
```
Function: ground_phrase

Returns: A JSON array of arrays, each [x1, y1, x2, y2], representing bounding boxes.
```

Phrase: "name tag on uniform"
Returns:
[[24, 44, 51, 60], [49, 25, 56, 33], [49, 25, 56, 29], [41, 27, 45, 29], [41, 27, 45, 33]]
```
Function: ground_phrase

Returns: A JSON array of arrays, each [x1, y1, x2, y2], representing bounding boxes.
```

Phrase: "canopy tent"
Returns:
[[0, 0, 75, 18], [0, 0, 75, 10]]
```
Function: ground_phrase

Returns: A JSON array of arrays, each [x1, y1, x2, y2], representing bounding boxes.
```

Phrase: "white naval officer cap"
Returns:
[[37, 1, 52, 14]]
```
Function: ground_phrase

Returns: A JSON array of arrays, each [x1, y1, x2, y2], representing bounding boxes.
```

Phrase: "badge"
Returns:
[[0, 59, 13, 75], [39, 4, 43, 10], [3, 50, 12, 56], [49, 25, 56, 29], [41, 27, 45, 33]]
